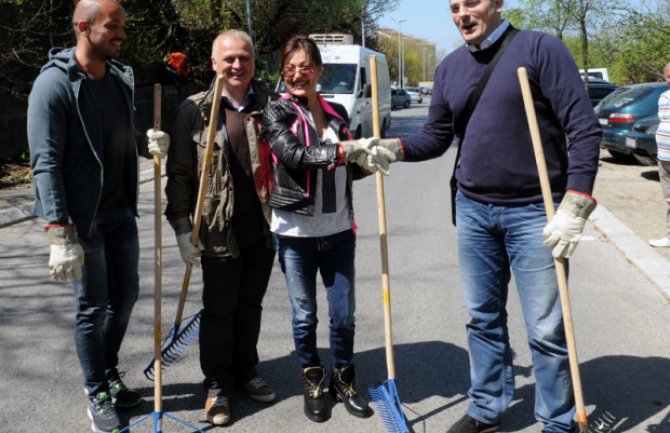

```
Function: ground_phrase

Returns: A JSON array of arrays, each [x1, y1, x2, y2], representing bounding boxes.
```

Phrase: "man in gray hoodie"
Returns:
[[27, 1, 168, 432]]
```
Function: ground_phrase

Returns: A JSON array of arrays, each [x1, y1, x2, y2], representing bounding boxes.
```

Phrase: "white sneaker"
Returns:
[[649, 237, 670, 247]]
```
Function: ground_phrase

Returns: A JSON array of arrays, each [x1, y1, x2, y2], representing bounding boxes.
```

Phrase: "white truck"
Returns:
[[307, 34, 393, 138], [579, 67, 610, 82]]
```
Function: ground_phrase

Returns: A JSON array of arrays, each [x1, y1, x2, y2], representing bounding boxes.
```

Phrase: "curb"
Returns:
[[589, 206, 670, 300], [0, 167, 157, 229]]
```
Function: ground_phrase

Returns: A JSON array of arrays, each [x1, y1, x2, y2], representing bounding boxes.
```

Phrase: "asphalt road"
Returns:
[[0, 98, 668, 433]]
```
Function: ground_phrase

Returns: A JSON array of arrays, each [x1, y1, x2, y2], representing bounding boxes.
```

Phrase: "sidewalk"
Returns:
[[2, 158, 669, 300], [0, 158, 157, 228]]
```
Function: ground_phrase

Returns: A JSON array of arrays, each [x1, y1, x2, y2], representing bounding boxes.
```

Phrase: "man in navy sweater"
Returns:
[[368, 0, 602, 432]]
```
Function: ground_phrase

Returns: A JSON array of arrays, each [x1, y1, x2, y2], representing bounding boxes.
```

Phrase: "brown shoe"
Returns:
[[237, 376, 276, 403], [204, 395, 231, 425]]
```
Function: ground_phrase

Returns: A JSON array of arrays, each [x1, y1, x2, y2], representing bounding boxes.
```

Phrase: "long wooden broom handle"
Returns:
[[172, 75, 225, 326], [152, 83, 163, 412], [517, 67, 588, 430], [370, 56, 397, 380]]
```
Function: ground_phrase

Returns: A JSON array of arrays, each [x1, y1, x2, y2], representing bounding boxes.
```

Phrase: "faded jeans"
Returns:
[[73, 204, 139, 397], [455, 191, 576, 433], [276, 229, 356, 370]]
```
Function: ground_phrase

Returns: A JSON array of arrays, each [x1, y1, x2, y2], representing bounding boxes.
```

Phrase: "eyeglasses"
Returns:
[[283, 64, 315, 77], [450, 0, 482, 14]]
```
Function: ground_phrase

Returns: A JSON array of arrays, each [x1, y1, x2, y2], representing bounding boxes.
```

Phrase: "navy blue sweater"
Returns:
[[401, 29, 602, 205]]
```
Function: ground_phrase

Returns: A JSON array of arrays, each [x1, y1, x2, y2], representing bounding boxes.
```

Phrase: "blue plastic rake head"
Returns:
[[369, 378, 409, 433], [581, 411, 622, 433], [143, 309, 202, 381]]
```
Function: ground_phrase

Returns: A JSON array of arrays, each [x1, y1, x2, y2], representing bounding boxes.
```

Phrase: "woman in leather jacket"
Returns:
[[261, 35, 374, 424]]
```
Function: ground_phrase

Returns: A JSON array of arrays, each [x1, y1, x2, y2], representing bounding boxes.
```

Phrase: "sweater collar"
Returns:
[[466, 19, 510, 52]]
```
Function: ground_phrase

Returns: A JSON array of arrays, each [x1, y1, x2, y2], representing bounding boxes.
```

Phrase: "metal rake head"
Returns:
[[581, 411, 621, 433], [368, 379, 409, 433], [143, 310, 202, 381]]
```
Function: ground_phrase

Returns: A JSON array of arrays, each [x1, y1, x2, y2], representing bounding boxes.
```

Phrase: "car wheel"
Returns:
[[632, 153, 657, 166], [607, 148, 636, 162], [403, 100, 410, 109]]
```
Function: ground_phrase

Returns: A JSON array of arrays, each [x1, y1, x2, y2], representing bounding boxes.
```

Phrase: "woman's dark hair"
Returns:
[[280, 35, 323, 71]]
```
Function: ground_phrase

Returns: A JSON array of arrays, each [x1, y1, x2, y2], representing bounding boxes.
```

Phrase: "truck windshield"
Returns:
[[318, 64, 357, 94]]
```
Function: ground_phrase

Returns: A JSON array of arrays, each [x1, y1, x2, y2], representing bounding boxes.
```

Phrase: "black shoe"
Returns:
[[329, 364, 373, 418], [447, 414, 500, 433], [107, 371, 143, 409], [302, 366, 331, 423], [87, 392, 122, 433]]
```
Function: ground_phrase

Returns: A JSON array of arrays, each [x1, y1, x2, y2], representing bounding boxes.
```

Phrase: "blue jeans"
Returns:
[[73, 205, 140, 396], [455, 192, 576, 433], [276, 229, 356, 369]]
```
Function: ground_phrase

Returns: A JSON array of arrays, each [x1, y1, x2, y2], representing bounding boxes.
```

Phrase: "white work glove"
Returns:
[[543, 191, 597, 258], [147, 129, 170, 158], [339, 138, 376, 163], [176, 232, 202, 267], [363, 138, 404, 175], [46, 226, 85, 281]]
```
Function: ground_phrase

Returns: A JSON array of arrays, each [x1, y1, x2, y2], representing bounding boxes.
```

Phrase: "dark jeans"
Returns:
[[73, 205, 140, 397], [276, 229, 356, 370], [199, 233, 275, 396]]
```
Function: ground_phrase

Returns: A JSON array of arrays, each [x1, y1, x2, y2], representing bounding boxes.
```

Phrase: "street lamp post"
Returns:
[[428, 54, 433, 80], [246, 0, 253, 43], [393, 18, 406, 88], [401, 37, 406, 88], [423, 47, 426, 82]]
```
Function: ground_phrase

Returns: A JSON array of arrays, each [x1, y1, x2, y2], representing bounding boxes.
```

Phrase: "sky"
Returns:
[[378, 0, 462, 58], [377, 0, 520, 59]]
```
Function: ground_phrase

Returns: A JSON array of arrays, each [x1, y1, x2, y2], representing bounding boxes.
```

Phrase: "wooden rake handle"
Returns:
[[173, 75, 225, 325], [152, 83, 164, 411], [517, 67, 588, 430], [370, 55, 397, 380]]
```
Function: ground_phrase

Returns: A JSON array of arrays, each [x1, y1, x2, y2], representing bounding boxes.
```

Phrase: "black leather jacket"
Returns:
[[261, 95, 365, 216]]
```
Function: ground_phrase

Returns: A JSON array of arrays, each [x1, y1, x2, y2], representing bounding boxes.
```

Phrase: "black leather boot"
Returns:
[[329, 364, 373, 418], [302, 366, 331, 422]]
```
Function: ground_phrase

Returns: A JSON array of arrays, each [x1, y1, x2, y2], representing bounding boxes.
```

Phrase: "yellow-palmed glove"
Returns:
[[543, 191, 597, 258]]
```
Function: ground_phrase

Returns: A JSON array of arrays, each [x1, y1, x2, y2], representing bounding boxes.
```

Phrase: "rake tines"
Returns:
[[581, 411, 621, 433], [143, 309, 202, 380], [369, 379, 408, 433]]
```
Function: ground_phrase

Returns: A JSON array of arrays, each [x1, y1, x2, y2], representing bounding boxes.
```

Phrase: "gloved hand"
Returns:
[[176, 232, 202, 267], [355, 146, 397, 175], [339, 138, 376, 163], [360, 138, 404, 175], [47, 225, 85, 281], [147, 129, 170, 158], [543, 191, 597, 258]]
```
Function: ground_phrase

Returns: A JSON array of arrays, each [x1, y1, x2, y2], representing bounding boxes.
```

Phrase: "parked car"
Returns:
[[404, 87, 423, 104], [594, 82, 667, 160], [585, 78, 618, 107], [625, 114, 659, 166], [391, 88, 411, 109]]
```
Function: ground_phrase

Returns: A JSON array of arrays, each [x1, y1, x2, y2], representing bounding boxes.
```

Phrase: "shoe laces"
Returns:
[[108, 372, 128, 392], [303, 374, 324, 398], [211, 395, 229, 409], [247, 377, 267, 390], [93, 392, 115, 414]]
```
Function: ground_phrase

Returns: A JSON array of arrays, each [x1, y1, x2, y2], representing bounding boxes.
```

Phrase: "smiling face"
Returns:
[[211, 35, 255, 95], [450, 0, 503, 48], [281, 48, 322, 99], [78, 0, 127, 60]]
